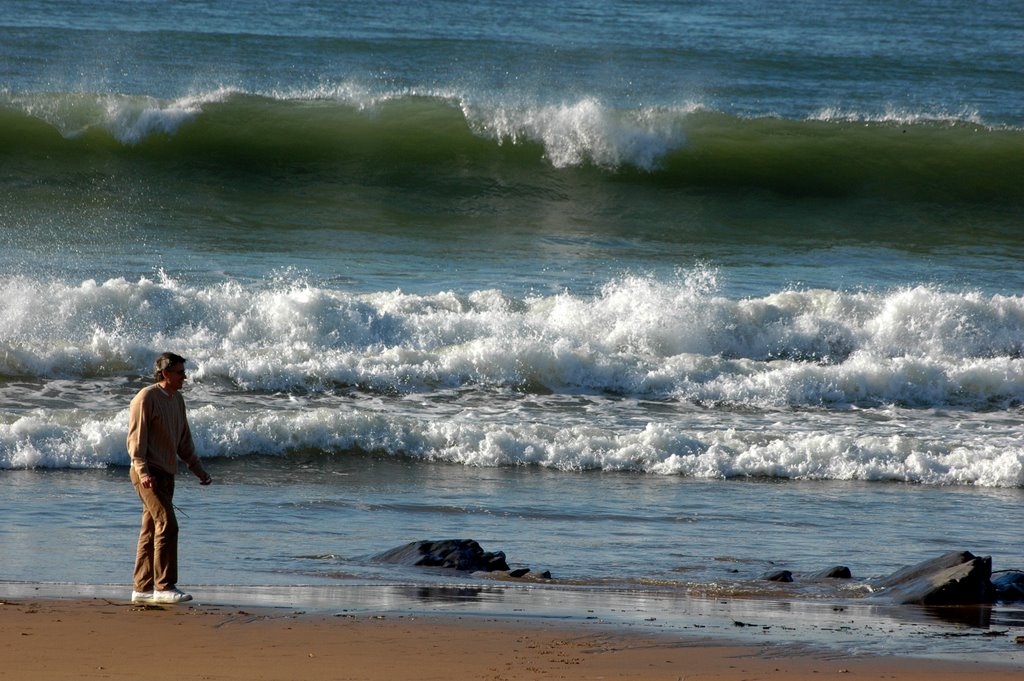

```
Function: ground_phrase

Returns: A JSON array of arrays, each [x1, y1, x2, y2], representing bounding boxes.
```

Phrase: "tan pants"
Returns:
[[130, 467, 178, 592]]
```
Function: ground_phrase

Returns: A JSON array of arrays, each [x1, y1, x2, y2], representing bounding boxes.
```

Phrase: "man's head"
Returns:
[[153, 352, 188, 385]]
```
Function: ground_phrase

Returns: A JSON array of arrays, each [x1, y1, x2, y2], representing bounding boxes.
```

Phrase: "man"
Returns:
[[127, 352, 212, 604]]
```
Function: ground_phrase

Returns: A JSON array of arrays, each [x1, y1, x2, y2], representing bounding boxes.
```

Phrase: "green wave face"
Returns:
[[2, 91, 1021, 205]]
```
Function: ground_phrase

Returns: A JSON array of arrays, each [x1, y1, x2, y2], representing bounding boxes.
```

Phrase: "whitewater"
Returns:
[[3, 270, 1022, 487]]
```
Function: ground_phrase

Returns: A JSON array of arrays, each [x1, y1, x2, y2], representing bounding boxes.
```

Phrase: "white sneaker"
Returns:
[[152, 588, 193, 603], [131, 590, 154, 603]]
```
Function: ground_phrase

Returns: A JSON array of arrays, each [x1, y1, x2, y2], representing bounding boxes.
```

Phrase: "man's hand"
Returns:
[[198, 473, 213, 486], [140, 474, 154, 489]]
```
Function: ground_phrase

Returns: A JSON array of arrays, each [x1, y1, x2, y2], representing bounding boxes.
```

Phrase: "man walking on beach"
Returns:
[[127, 352, 212, 604]]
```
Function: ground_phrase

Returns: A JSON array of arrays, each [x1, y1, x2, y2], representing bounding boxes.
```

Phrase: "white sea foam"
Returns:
[[809, 104, 988, 128], [3, 272, 1023, 482], [98, 91, 219, 144], [3, 272, 1024, 405], [5, 88, 237, 144], [463, 97, 694, 169], [3, 403, 1022, 487]]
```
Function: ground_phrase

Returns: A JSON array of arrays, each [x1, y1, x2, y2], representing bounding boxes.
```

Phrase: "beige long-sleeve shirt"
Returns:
[[127, 383, 203, 478]]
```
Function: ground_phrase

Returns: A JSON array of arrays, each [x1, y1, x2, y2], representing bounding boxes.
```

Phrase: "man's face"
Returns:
[[163, 363, 187, 391]]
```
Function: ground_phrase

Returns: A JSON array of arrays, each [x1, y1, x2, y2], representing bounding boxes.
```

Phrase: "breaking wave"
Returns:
[[2, 89, 1021, 202]]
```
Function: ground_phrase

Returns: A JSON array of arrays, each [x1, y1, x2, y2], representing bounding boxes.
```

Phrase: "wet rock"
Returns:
[[373, 539, 510, 572], [992, 571, 1024, 602], [808, 566, 852, 579], [762, 569, 794, 582], [877, 550, 977, 587], [519, 568, 553, 580], [474, 567, 554, 581], [874, 550, 995, 605]]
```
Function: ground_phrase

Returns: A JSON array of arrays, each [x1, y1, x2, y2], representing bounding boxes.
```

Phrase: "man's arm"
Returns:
[[177, 400, 211, 485], [127, 392, 154, 488]]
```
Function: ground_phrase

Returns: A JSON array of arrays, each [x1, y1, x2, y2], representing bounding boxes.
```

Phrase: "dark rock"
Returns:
[[808, 566, 852, 579], [372, 540, 510, 572], [874, 550, 995, 605], [877, 551, 976, 588], [762, 569, 793, 582], [475, 567, 555, 581], [992, 571, 1024, 602]]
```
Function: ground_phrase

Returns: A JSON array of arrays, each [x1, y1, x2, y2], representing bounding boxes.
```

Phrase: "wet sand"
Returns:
[[2, 590, 1022, 681]]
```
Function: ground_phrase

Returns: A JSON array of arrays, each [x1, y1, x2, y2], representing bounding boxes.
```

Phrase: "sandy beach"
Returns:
[[3, 595, 1021, 681]]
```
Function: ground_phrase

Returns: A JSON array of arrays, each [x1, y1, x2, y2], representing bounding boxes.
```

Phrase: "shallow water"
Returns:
[[3, 462, 1022, 592]]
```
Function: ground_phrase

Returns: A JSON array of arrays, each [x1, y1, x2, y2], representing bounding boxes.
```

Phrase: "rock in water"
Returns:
[[992, 571, 1024, 602], [808, 566, 852, 579], [761, 569, 794, 582], [874, 550, 995, 605], [372, 540, 510, 572]]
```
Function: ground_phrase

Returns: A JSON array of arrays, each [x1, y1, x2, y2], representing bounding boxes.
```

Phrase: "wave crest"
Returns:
[[2, 89, 1020, 202], [3, 272, 1024, 409]]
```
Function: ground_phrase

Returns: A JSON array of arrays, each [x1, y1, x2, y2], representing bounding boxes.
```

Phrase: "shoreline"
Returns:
[[3, 596, 1022, 681], [3, 581, 1023, 677]]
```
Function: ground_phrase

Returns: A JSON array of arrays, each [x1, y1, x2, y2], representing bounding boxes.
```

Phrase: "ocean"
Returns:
[[2, 0, 1024, 657]]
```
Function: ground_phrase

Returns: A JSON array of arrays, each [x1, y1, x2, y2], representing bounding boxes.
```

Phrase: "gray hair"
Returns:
[[152, 352, 187, 382]]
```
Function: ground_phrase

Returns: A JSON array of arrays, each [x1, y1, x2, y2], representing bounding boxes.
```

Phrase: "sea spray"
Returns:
[[3, 272, 1024, 407]]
